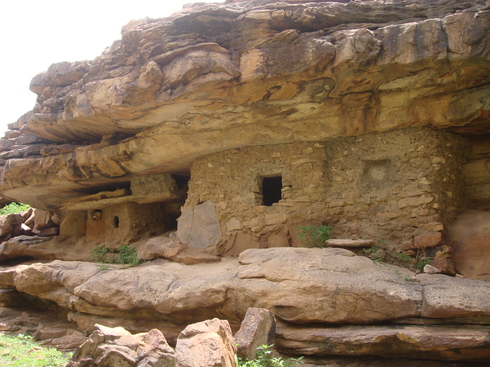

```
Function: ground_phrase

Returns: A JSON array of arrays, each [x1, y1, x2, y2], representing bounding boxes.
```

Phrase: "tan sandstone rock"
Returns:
[[0, 248, 426, 325], [0, 249, 481, 330], [275, 323, 490, 362], [446, 210, 490, 280], [235, 307, 276, 360], [66, 324, 176, 367], [136, 235, 220, 265], [0, 0, 487, 211], [325, 239, 375, 248], [175, 318, 236, 367]]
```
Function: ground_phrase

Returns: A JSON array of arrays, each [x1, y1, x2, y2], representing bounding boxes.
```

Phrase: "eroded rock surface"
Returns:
[[234, 307, 276, 360], [0, 0, 488, 209], [0, 248, 488, 330], [1, 248, 489, 362], [175, 318, 236, 367], [276, 324, 490, 362]]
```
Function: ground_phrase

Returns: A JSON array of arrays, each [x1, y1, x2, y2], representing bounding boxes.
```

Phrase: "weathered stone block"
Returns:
[[447, 210, 490, 280], [275, 323, 490, 362], [175, 318, 236, 367], [177, 201, 221, 249], [235, 307, 276, 360]]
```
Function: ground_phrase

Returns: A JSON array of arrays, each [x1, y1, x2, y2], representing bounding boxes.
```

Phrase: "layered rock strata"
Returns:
[[0, 248, 489, 361], [0, 0, 488, 210]]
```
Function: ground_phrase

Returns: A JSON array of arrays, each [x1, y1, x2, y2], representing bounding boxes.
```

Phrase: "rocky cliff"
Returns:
[[0, 1, 489, 364], [0, 0, 488, 209]]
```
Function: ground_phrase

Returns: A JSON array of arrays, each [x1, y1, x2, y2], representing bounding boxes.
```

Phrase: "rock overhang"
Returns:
[[0, 0, 489, 209]]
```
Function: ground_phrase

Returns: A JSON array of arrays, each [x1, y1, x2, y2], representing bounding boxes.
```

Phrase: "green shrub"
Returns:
[[297, 225, 332, 248], [91, 244, 141, 267], [238, 344, 303, 367], [416, 258, 432, 269], [118, 244, 141, 266], [0, 333, 71, 366], [0, 202, 30, 216], [362, 246, 384, 262]]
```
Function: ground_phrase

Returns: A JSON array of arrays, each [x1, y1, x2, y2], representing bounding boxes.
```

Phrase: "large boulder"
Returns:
[[235, 307, 276, 360], [175, 318, 236, 367], [1, 248, 489, 330], [66, 324, 176, 367], [447, 210, 490, 280], [177, 201, 222, 250]]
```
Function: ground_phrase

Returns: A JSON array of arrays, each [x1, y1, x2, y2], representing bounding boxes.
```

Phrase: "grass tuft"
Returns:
[[0, 203, 30, 216], [0, 333, 71, 367]]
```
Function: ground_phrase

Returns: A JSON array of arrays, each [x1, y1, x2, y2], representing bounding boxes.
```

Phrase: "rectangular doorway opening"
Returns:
[[262, 175, 282, 206]]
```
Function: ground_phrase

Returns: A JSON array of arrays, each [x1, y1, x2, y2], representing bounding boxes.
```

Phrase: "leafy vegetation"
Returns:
[[0, 202, 30, 216], [393, 252, 414, 266], [416, 258, 432, 269], [91, 244, 141, 267], [237, 344, 303, 367], [0, 333, 71, 367], [362, 247, 384, 263], [297, 225, 332, 248]]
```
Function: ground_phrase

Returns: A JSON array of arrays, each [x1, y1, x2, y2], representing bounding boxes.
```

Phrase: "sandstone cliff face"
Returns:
[[0, 0, 488, 210]]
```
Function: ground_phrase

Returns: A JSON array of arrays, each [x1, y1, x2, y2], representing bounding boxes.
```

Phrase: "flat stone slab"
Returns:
[[325, 239, 375, 247], [276, 323, 490, 362]]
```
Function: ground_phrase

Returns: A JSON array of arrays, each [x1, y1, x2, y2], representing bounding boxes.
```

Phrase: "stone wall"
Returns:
[[323, 128, 467, 245], [182, 128, 467, 255]]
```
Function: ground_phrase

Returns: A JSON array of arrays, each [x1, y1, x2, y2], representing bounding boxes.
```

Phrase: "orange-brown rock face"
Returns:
[[0, 0, 489, 209]]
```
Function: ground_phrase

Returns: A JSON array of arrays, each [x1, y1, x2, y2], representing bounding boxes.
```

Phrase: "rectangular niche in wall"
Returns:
[[261, 175, 283, 206]]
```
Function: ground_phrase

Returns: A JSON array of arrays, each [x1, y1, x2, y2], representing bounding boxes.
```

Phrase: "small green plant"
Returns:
[[393, 252, 414, 266], [238, 344, 303, 367], [362, 246, 384, 264], [416, 258, 432, 269], [118, 244, 141, 266], [0, 202, 30, 216], [91, 244, 141, 267], [297, 225, 332, 248], [0, 333, 71, 366], [405, 275, 414, 282]]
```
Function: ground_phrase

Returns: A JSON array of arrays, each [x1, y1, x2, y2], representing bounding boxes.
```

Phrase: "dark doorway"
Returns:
[[262, 176, 282, 206]]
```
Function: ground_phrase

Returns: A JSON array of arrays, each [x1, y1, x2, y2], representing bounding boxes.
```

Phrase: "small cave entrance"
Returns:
[[261, 175, 283, 206]]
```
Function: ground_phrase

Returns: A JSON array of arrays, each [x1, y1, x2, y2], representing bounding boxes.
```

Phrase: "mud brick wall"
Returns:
[[62, 202, 169, 247], [182, 128, 468, 254]]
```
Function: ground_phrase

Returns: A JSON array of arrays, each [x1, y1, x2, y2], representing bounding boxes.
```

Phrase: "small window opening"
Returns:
[[262, 176, 282, 206], [91, 210, 102, 221], [113, 216, 120, 228]]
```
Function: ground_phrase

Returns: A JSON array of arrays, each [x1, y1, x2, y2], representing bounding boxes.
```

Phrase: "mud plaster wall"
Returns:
[[184, 128, 467, 255], [62, 202, 169, 246]]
